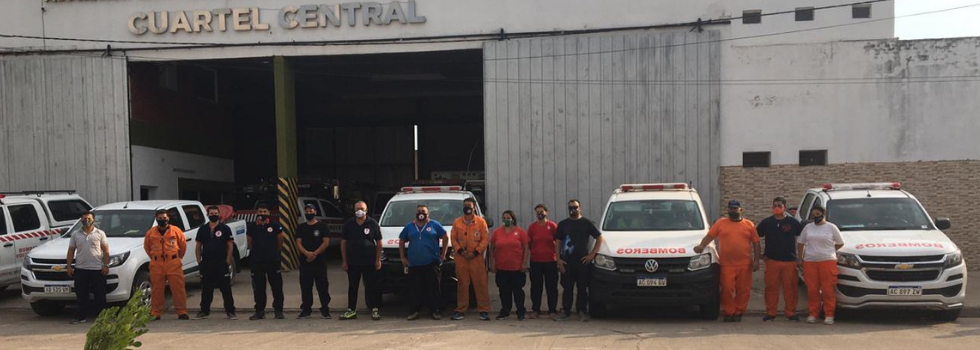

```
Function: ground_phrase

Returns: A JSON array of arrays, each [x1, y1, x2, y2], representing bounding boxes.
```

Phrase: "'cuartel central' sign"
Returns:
[[128, 1, 426, 35]]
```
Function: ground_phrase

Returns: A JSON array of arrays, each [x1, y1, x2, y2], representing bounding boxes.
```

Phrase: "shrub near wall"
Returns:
[[720, 160, 980, 270]]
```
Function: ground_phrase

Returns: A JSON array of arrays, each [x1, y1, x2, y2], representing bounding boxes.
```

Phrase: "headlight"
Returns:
[[23, 257, 32, 271], [107, 252, 130, 268], [688, 253, 712, 271], [837, 253, 861, 269], [594, 254, 616, 271], [944, 251, 963, 268]]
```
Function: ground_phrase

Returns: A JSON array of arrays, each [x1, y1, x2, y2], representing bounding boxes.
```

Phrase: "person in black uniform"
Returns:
[[555, 199, 604, 322], [340, 201, 383, 321], [295, 204, 331, 319], [247, 204, 286, 320], [195, 206, 237, 320]]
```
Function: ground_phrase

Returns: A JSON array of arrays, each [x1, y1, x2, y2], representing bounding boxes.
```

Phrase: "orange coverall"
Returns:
[[451, 216, 490, 313], [144, 225, 188, 317]]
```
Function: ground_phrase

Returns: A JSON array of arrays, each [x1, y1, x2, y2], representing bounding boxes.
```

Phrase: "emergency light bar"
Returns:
[[620, 183, 689, 192], [400, 186, 463, 193], [820, 182, 901, 191]]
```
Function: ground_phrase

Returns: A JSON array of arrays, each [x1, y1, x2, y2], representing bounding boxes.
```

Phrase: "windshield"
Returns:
[[380, 199, 466, 227], [827, 198, 934, 231], [602, 200, 705, 231], [64, 210, 155, 238]]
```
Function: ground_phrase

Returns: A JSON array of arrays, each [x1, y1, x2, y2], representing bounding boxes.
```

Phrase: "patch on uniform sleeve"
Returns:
[[364, 228, 371, 235]]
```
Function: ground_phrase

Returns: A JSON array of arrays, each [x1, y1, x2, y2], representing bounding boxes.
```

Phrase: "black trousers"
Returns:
[[299, 262, 330, 313], [561, 260, 591, 315], [409, 263, 441, 313], [200, 260, 235, 314], [347, 264, 380, 310], [250, 260, 284, 313], [73, 269, 107, 320], [529, 261, 559, 314], [495, 270, 527, 317]]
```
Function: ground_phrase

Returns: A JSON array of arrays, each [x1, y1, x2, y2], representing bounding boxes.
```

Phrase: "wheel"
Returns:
[[131, 270, 152, 307], [588, 301, 607, 319], [699, 300, 721, 320], [936, 309, 962, 322], [30, 300, 65, 316]]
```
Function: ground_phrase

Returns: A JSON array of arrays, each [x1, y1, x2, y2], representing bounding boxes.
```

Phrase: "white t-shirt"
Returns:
[[797, 222, 844, 262]]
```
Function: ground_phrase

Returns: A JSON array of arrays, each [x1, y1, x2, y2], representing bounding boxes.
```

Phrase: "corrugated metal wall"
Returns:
[[0, 55, 131, 206], [483, 30, 721, 222]]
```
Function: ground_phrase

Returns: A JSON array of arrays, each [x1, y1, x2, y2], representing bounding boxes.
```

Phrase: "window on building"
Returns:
[[795, 7, 815, 21], [799, 150, 828, 166], [158, 64, 178, 92], [742, 10, 762, 24], [742, 152, 771, 168], [9, 205, 41, 233], [853, 4, 872, 19], [193, 67, 218, 103]]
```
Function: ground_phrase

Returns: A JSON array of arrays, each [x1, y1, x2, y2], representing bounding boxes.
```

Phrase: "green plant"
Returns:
[[84, 289, 155, 350]]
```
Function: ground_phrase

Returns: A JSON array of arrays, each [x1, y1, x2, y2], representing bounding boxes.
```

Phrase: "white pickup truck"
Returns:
[[0, 191, 92, 292], [21, 200, 249, 316]]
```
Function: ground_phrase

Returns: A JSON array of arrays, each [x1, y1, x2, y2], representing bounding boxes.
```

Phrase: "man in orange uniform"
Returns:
[[450, 198, 491, 321], [143, 209, 189, 320], [694, 200, 760, 322]]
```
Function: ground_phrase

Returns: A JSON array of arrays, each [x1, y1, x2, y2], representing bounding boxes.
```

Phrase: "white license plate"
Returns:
[[44, 285, 71, 294], [637, 277, 667, 287], [887, 286, 923, 296]]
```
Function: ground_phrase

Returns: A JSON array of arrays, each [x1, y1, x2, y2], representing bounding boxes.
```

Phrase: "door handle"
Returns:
[[2, 243, 12, 247], [186, 238, 192, 242]]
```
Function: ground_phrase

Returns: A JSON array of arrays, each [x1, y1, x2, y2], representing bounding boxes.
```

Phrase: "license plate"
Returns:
[[887, 286, 922, 296], [44, 285, 71, 294], [637, 277, 667, 287]]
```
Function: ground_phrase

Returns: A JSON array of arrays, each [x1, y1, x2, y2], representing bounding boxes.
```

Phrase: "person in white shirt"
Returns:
[[797, 205, 844, 325]]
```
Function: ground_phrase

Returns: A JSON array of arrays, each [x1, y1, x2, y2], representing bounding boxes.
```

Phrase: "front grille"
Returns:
[[614, 257, 689, 273], [865, 270, 940, 282], [31, 258, 68, 265], [859, 255, 944, 263], [34, 271, 73, 281]]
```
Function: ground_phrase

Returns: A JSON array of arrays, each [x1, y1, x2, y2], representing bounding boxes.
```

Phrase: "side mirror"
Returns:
[[485, 217, 495, 228], [935, 218, 951, 230]]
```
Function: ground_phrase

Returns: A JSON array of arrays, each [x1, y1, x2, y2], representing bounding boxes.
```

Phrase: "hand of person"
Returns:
[[797, 258, 804, 267], [306, 252, 316, 260], [101, 266, 109, 276], [66, 266, 74, 277], [693, 245, 704, 254], [521, 265, 529, 273], [375, 260, 382, 271], [490, 263, 497, 274], [226, 257, 233, 266], [581, 253, 596, 265], [556, 259, 566, 273], [342, 262, 349, 272], [752, 260, 760, 272]]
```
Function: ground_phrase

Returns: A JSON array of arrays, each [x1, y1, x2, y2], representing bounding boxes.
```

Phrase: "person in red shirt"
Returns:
[[527, 204, 559, 319], [490, 210, 530, 321], [694, 200, 761, 322]]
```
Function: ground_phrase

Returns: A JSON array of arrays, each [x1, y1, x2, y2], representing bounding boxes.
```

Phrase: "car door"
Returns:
[[798, 192, 816, 221], [178, 205, 206, 274], [0, 207, 16, 285], [7, 203, 45, 274]]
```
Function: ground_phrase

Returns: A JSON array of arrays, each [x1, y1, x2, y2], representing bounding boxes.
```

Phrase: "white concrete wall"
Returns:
[[130, 146, 235, 200], [721, 37, 980, 166], [0, 0, 892, 60]]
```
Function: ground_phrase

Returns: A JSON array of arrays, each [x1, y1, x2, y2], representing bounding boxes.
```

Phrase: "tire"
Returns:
[[699, 299, 721, 320], [131, 270, 152, 307], [936, 309, 962, 322], [30, 300, 65, 317], [589, 301, 607, 319]]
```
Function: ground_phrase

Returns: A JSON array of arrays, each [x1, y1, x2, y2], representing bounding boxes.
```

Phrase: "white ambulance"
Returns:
[[590, 183, 719, 319], [795, 183, 967, 321]]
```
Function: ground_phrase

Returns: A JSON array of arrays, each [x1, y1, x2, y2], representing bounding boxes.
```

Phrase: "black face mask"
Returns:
[[568, 208, 579, 217], [208, 215, 219, 223], [156, 219, 168, 232], [463, 207, 474, 215], [537, 213, 547, 221], [728, 212, 741, 220], [304, 213, 316, 221], [257, 215, 269, 222], [417, 212, 428, 221], [812, 216, 824, 223]]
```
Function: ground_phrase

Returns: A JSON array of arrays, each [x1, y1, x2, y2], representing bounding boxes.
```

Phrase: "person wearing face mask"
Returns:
[[194, 206, 236, 320], [143, 209, 189, 320], [694, 200, 760, 322], [554, 199, 603, 322], [797, 205, 844, 325], [756, 197, 804, 322], [295, 204, 332, 319], [398, 204, 450, 321], [490, 210, 530, 320], [66, 211, 109, 324], [340, 201, 383, 321], [527, 204, 559, 319], [450, 197, 491, 321], [246, 204, 286, 320]]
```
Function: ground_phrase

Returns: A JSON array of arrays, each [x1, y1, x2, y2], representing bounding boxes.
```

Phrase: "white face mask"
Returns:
[[355, 210, 366, 218]]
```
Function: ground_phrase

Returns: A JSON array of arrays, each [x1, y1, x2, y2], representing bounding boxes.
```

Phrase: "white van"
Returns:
[[795, 183, 967, 321], [590, 183, 719, 319]]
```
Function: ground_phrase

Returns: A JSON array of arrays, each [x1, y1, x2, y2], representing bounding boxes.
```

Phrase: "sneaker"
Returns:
[[479, 312, 490, 321], [227, 312, 238, 320], [762, 315, 776, 322], [321, 311, 332, 320], [249, 312, 265, 321], [341, 309, 357, 320], [431, 313, 441, 320], [178, 314, 190, 320], [495, 313, 509, 320], [451, 312, 465, 321], [275, 311, 285, 320], [549, 312, 559, 320], [579, 312, 591, 322], [195, 311, 210, 320], [371, 308, 381, 321], [297, 311, 312, 319], [824, 317, 835, 325], [787, 315, 800, 322], [555, 313, 570, 322], [529, 311, 540, 319], [723, 316, 736, 322], [70, 318, 87, 324], [734, 314, 743, 322], [806, 316, 817, 324], [517, 314, 526, 321], [407, 312, 420, 321]]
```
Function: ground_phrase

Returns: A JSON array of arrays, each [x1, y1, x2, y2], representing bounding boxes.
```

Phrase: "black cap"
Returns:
[[727, 200, 741, 208]]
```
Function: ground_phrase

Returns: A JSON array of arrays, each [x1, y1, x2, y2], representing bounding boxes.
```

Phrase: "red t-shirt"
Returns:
[[527, 220, 558, 262], [491, 227, 529, 271]]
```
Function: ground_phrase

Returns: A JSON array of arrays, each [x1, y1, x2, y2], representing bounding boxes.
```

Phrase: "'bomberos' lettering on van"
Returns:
[[617, 247, 687, 255]]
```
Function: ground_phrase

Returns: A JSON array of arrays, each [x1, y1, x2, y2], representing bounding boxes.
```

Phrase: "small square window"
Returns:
[[743, 152, 771, 168], [795, 7, 815, 21], [853, 4, 871, 19], [742, 10, 762, 24], [799, 150, 827, 166]]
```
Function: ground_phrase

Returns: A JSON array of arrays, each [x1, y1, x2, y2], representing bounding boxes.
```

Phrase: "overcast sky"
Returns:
[[896, 0, 980, 39]]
